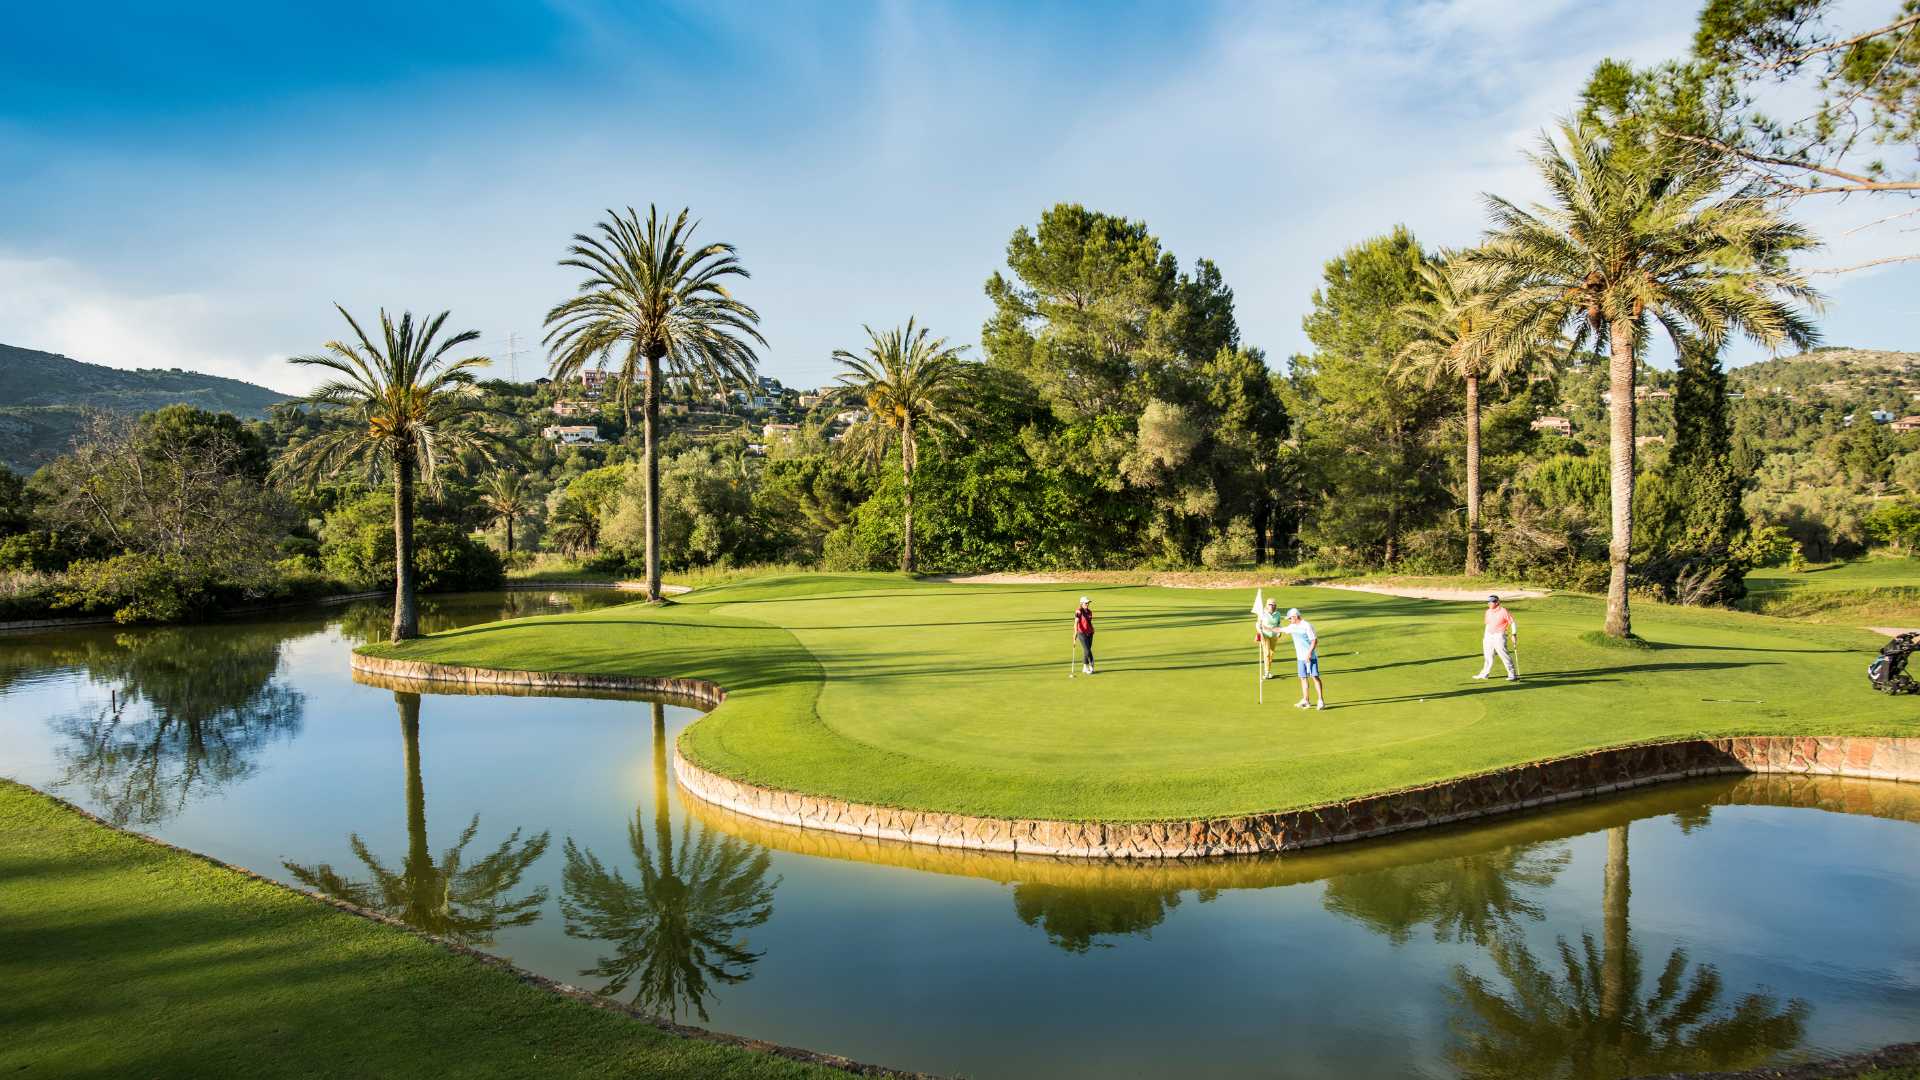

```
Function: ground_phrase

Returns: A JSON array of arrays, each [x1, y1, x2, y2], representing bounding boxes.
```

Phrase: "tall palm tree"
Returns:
[[1469, 122, 1819, 637], [544, 207, 763, 603], [478, 471, 535, 555], [832, 319, 971, 573], [284, 692, 550, 944], [277, 306, 498, 641], [1395, 254, 1552, 576]]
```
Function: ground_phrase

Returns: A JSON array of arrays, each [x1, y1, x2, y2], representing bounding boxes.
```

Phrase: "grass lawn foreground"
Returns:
[[0, 781, 884, 1080], [363, 574, 1920, 823]]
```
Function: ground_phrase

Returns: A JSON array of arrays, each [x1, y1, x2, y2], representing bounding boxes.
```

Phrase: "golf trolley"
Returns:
[[1869, 632, 1918, 695]]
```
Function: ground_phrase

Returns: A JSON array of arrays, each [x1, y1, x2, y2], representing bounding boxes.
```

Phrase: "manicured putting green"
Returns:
[[364, 573, 1920, 822]]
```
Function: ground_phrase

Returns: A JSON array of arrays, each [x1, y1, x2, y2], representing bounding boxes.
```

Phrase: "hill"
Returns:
[[0, 344, 291, 472], [1729, 347, 1920, 411]]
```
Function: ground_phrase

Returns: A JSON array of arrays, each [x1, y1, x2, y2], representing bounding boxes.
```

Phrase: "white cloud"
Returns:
[[0, 255, 295, 392]]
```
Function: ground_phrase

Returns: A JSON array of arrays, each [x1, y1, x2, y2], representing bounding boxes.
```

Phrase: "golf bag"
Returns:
[[1869, 632, 1918, 695]]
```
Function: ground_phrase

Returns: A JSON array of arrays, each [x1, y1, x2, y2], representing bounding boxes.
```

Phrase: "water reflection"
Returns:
[[559, 703, 778, 1021], [47, 625, 303, 826], [1321, 841, 1570, 947], [1448, 829, 1808, 1078], [283, 691, 551, 945], [1012, 882, 1196, 953], [331, 588, 636, 646]]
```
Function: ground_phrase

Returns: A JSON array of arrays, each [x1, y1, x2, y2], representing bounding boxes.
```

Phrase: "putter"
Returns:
[[1069, 640, 1077, 679]]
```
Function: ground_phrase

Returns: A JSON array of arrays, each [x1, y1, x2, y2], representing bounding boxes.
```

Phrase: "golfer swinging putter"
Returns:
[[1474, 594, 1518, 681]]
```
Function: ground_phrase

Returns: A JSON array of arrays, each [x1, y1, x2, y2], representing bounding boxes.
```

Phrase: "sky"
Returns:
[[2, 0, 1915, 396]]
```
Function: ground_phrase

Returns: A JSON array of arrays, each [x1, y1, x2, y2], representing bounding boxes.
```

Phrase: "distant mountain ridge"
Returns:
[[0, 343, 292, 472], [1729, 347, 1920, 394]]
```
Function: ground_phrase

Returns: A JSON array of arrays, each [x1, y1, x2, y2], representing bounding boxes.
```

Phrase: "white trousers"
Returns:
[[1478, 631, 1514, 677]]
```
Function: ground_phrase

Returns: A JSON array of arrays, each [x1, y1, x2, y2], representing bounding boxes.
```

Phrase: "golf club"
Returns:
[[1070, 639, 1077, 679]]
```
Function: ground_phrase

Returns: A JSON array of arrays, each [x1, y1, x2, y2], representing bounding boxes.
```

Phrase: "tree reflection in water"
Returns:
[[559, 703, 777, 1022], [1446, 825, 1808, 1079], [1321, 841, 1571, 947], [49, 625, 304, 826], [1012, 883, 1199, 953], [283, 691, 550, 945]]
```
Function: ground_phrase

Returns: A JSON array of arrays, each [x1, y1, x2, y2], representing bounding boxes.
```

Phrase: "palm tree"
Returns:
[[1469, 122, 1819, 637], [832, 319, 971, 573], [284, 692, 550, 944], [558, 703, 778, 1021], [544, 207, 763, 603], [277, 306, 498, 641], [1395, 254, 1551, 576], [478, 471, 535, 554]]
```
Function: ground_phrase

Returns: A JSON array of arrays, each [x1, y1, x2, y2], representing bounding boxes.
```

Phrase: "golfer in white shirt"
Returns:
[[1284, 608, 1326, 710]]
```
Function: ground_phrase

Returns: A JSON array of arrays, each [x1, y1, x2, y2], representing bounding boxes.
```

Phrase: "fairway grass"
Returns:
[[362, 573, 1920, 823], [0, 782, 869, 1080], [1742, 556, 1920, 626]]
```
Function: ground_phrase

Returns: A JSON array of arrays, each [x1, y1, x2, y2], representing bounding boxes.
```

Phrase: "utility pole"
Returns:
[[502, 331, 525, 383]]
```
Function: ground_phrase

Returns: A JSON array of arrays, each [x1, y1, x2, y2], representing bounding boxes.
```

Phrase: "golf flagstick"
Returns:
[[1251, 588, 1264, 704]]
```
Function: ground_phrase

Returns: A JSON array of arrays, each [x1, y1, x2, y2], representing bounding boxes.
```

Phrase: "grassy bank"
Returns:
[[0, 781, 875, 1079], [362, 573, 1920, 823], [1741, 556, 1920, 626]]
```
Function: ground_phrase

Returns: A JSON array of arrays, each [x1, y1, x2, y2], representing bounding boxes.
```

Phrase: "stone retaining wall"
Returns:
[[673, 736, 1920, 859], [348, 653, 726, 706], [347, 652, 1920, 860]]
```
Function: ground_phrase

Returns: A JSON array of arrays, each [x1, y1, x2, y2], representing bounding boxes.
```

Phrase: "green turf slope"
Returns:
[[0, 782, 857, 1080], [362, 573, 1920, 822]]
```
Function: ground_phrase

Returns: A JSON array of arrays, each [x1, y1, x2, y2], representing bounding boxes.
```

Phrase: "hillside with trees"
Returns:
[[0, 344, 290, 472]]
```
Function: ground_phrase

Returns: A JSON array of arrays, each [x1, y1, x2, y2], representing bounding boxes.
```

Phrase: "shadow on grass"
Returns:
[[1337, 659, 1777, 708]]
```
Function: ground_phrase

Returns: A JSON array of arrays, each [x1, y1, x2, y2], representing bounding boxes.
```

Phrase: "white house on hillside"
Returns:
[[541, 424, 604, 446]]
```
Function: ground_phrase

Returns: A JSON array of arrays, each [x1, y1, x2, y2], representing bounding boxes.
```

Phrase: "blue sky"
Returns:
[[3, 0, 1914, 394]]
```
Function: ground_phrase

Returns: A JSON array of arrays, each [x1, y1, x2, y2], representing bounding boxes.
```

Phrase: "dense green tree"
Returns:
[[276, 307, 500, 641], [1471, 122, 1820, 636], [1661, 340, 1750, 602], [544, 206, 764, 602], [318, 490, 503, 593], [832, 320, 972, 573], [1286, 227, 1456, 566]]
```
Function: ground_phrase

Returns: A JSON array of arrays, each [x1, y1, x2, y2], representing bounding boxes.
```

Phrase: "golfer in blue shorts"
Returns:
[[1284, 608, 1326, 710]]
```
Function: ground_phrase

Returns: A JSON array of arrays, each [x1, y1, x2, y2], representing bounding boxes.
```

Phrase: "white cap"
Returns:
[[1079, 596, 1090, 605], [1286, 608, 1301, 618]]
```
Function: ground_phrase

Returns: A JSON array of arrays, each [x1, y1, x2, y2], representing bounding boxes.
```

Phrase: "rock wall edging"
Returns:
[[673, 736, 1920, 859], [347, 652, 1920, 860], [348, 653, 726, 706]]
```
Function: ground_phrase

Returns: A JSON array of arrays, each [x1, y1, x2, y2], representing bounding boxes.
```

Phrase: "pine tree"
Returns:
[[1663, 339, 1748, 602]]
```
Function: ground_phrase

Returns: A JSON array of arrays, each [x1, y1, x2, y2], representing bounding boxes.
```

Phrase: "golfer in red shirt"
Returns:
[[1074, 597, 1096, 675]]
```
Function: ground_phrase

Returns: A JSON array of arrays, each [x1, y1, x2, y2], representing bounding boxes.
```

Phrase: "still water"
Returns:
[[3, 590, 1917, 1078]]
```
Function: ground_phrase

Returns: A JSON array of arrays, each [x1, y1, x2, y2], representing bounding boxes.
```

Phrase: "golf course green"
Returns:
[[361, 574, 1920, 823]]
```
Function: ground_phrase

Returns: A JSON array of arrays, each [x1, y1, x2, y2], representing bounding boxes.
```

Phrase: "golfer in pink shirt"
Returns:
[[1474, 595, 1517, 681]]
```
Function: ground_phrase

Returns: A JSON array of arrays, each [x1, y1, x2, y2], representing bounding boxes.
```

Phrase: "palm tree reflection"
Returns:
[[1447, 824, 1808, 1078], [559, 703, 777, 1021], [284, 691, 550, 944]]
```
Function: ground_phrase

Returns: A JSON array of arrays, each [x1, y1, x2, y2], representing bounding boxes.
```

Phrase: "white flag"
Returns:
[[1250, 588, 1263, 617]]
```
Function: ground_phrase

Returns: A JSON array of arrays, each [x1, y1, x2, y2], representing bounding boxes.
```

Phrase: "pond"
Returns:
[[3, 590, 1917, 1079]]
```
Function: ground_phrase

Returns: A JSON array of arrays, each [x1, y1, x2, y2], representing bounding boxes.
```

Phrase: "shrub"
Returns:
[[319, 491, 504, 593], [54, 554, 213, 624]]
